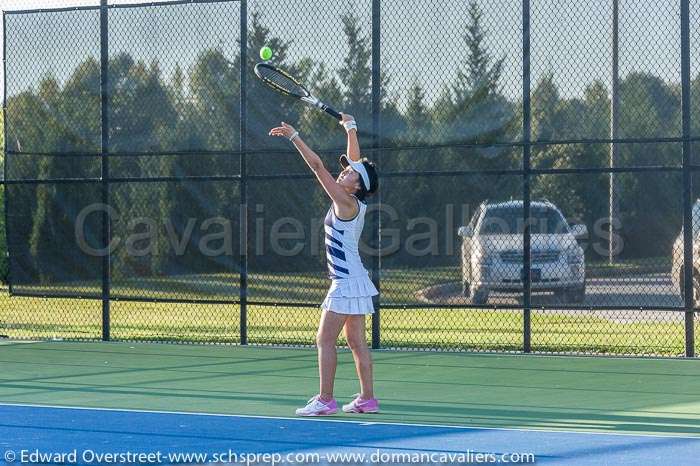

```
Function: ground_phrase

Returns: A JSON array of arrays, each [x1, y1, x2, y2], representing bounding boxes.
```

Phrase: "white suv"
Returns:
[[458, 200, 587, 304]]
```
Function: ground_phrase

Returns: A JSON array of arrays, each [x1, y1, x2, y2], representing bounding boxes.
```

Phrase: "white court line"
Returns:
[[0, 340, 42, 345], [1, 401, 699, 440]]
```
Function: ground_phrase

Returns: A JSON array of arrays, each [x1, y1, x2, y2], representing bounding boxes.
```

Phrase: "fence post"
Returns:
[[370, 0, 381, 349], [239, 0, 248, 345], [522, 0, 532, 353], [609, 0, 620, 265], [99, 0, 111, 341], [681, 0, 695, 357], [2, 12, 10, 296]]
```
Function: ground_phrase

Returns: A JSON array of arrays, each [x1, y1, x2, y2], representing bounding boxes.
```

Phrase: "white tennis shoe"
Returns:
[[295, 395, 338, 416]]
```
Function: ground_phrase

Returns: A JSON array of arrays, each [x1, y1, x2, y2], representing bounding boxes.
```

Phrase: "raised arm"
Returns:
[[269, 122, 357, 218], [340, 113, 361, 162]]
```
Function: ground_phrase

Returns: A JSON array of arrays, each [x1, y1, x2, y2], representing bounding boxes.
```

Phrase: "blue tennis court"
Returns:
[[1, 403, 700, 465]]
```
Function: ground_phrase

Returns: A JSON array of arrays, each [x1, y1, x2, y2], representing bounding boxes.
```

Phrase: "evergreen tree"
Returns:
[[435, 0, 516, 168], [339, 13, 372, 121], [430, 0, 518, 221], [459, 0, 504, 97], [404, 81, 431, 141], [582, 80, 610, 139], [20, 62, 102, 284], [106, 54, 178, 277], [616, 73, 681, 258], [189, 49, 240, 152], [298, 62, 344, 150], [531, 73, 560, 143], [245, 11, 301, 148]]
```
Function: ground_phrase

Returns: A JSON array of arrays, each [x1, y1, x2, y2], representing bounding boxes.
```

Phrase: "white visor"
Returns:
[[339, 155, 370, 192]]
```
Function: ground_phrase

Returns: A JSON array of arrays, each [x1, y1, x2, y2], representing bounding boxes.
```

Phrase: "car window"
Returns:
[[477, 206, 570, 235], [531, 208, 570, 234], [477, 207, 518, 235]]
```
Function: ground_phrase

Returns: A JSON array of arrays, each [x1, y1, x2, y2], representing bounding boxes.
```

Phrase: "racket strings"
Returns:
[[259, 67, 306, 97]]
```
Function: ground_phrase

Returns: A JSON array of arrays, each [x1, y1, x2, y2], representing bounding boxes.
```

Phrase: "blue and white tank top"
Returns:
[[324, 197, 368, 280]]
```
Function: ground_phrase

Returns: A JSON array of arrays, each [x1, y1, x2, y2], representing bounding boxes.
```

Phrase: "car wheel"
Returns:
[[471, 286, 489, 305]]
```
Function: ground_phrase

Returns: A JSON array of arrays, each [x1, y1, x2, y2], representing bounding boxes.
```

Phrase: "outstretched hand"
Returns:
[[269, 122, 297, 139]]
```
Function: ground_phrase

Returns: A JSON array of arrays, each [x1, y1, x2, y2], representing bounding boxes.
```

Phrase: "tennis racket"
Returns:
[[254, 63, 342, 121]]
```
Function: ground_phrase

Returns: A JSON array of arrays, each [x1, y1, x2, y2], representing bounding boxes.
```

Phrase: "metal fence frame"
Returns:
[[1, 0, 697, 356]]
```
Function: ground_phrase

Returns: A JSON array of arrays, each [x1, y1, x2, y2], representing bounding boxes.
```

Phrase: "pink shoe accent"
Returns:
[[342, 394, 380, 413]]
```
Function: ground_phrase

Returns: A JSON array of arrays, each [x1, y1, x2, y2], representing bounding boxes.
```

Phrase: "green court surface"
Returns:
[[1, 341, 699, 437]]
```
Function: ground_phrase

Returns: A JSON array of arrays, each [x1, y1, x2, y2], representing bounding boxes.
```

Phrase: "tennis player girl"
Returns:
[[269, 114, 379, 416]]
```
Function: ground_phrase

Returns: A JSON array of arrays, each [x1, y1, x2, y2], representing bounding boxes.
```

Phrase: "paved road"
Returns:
[[419, 273, 691, 322]]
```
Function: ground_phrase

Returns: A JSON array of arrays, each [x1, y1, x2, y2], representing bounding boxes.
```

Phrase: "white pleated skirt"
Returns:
[[321, 275, 378, 315]]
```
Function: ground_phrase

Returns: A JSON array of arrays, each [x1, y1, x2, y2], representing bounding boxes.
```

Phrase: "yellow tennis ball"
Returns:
[[260, 46, 272, 61]]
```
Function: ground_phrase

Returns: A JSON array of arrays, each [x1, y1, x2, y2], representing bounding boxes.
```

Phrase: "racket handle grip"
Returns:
[[323, 106, 342, 121]]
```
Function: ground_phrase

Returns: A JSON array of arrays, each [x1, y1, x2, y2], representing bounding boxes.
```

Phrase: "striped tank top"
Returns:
[[324, 197, 368, 279]]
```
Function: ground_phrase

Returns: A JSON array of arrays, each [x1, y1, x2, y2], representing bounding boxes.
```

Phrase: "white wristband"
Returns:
[[288, 131, 299, 142], [343, 120, 357, 132]]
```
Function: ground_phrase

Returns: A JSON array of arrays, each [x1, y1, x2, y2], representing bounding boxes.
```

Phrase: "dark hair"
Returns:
[[354, 185, 369, 202], [354, 159, 378, 202]]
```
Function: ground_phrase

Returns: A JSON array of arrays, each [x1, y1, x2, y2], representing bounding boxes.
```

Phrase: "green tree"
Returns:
[[434, 0, 517, 170], [339, 13, 372, 121], [530, 79, 609, 257], [582, 80, 610, 139], [461, 0, 503, 96], [531, 74, 560, 143], [21, 59, 102, 284], [244, 11, 303, 156], [299, 12, 398, 150], [425, 0, 518, 235], [241, 12, 318, 272], [616, 73, 681, 258], [107, 54, 178, 278], [5, 91, 48, 283], [188, 49, 240, 152], [298, 62, 344, 150], [404, 82, 431, 140]]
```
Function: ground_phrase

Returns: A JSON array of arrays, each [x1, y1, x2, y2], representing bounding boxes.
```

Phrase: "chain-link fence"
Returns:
[[1, 0, 699, 356]]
